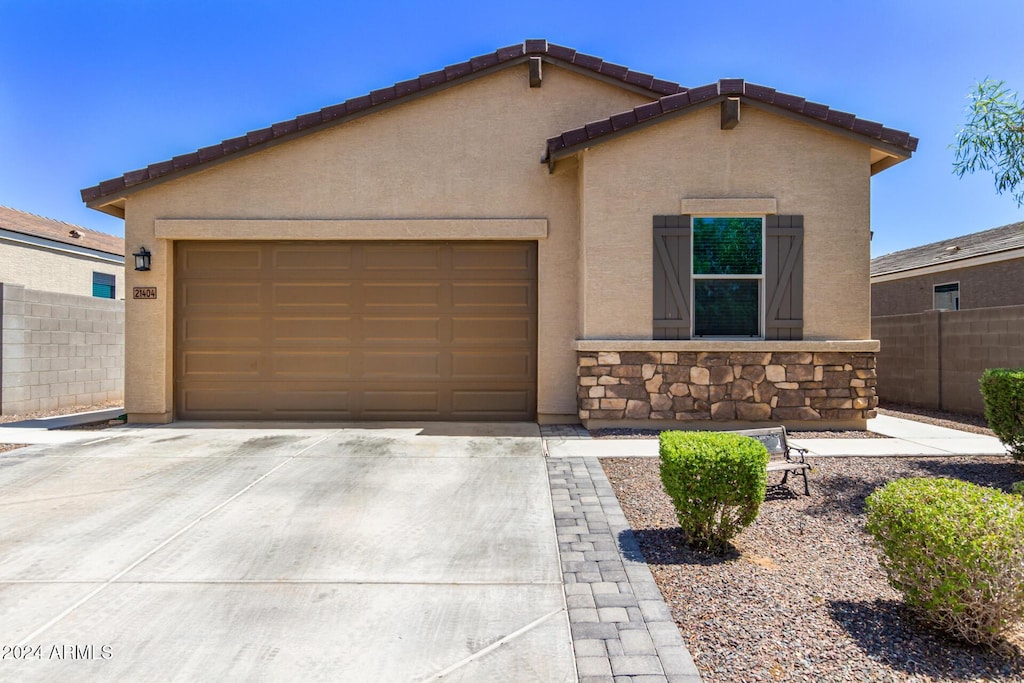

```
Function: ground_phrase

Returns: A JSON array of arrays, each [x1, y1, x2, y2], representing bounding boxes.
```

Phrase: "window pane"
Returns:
[[934, 283, 959, 311], [693, 217, 762, 275], [694, 280, 759, 336], [92, 272, 115, 299]]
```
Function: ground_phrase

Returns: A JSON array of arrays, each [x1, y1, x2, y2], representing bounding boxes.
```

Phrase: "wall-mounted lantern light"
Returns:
[[133, 247, 152, 272]]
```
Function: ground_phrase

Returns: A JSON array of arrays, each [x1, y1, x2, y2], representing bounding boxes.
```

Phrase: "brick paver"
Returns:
[[547, 454, 702, 683]]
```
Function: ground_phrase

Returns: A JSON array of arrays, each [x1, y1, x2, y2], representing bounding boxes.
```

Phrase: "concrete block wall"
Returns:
[[872, 304, 1024, 415], [1, 283, 124, 414]]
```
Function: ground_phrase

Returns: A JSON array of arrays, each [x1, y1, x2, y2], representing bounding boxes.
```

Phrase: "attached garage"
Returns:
[[175, 241, 537, 420]]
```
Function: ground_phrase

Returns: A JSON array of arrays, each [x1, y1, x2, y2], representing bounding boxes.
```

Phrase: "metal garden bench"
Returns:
[[733, 426, 811, 496]]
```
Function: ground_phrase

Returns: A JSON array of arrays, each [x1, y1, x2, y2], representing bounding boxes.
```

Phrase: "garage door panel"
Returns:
[[362, 352, 441, 378], [452, 245, 533, 271], [272, 283, 352, 307], [452, 318, 531, 343], [362, 317, 441, 343], [451, 283, 532, 307], [362, 283, 441, 307], [364, 245, 441, 271], [272, 246, 352, 270], [451, 351, 532, 379], [271, 318, 353, 342], [182, 283, 262, 307], [176, 241, 536, 420], [182, 317, 263, 344], [452, 390, 531, 415], [363, 391, 440, 415], [180, 247, 262, 272], [271, 390, 351, 415], [180, 388, 263, 415], [272, 352, 351, 379], [182, 352, 261, 377]]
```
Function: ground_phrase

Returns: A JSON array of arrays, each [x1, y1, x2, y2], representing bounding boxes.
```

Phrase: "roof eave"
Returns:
[[82, 44, 683, 209], [544, 95, 726, 169], [545, 90, 916, 172], [871, 245, 1024, 282]]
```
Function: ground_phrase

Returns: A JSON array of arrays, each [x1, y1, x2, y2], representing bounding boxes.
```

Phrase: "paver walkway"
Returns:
[[548, 458, 700, 683]]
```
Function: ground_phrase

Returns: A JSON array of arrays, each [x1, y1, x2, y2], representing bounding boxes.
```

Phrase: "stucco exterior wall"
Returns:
[[577, 105, 873, 341], [871, 257, 1024, 315], [0, 240, 123, 299], [120, 64, 650, 422]]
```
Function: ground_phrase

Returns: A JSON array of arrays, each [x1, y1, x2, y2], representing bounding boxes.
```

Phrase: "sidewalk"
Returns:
[[0, 407, 125, 444], [543, 415, 1008, 458]]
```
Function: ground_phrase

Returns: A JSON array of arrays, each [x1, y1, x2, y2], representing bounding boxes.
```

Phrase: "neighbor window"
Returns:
[[934, 282, 959, 311], [692, 217, 764, 337], [92, 272, 115, 299]]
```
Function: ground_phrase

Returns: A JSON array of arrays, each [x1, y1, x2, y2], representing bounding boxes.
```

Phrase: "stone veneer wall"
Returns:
[[577, 350, 877, 423]]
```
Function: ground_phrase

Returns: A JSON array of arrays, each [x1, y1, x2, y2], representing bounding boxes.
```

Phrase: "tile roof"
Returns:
[[81, 40, 685, 206], [0, 205, 124, 256], [543, 79, 919, 164], [871, 221, 1024, 277]]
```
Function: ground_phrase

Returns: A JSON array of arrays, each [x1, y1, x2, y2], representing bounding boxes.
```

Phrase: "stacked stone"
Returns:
[[577, 351, 877, 422]]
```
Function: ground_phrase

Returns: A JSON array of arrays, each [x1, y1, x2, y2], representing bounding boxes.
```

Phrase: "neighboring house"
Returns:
[[0, 206, 125, 414], [0, 205, 125, 297], [871, 221, 1024, 315], [81, 40, 916, 427]]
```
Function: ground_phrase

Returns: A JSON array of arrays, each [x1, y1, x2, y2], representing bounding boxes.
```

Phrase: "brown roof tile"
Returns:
[[81, 40, 685, 205], [543, 79, 919, 164], [871, 221, 1024, 277], [0, 205, 124, 256]]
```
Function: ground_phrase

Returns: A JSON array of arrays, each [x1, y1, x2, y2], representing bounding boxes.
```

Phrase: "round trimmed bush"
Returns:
[[659, 431, 769, 553], [980, 368, 1024, 461], [865, 477, 1024, 647]]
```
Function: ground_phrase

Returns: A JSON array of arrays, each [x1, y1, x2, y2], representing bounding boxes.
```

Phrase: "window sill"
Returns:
[[574, 339, 880, 353]]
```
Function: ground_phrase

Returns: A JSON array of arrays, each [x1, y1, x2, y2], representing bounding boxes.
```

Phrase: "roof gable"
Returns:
[[871, 221, 1024, 277], [0, 205, 124, 256], [543, 79, 918, 172], [81, 40, 683, 212]]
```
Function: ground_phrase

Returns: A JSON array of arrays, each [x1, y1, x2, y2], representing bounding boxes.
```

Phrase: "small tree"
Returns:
[[953, 79, 1024, 207]]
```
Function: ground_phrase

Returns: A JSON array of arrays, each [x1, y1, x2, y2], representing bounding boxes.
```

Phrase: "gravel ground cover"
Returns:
[[0, 399, 122, 425], [877, 403, 996, 437], [602, 455, 1024, 682]]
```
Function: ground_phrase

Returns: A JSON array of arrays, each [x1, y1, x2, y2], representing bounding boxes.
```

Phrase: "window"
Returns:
[[934, 282, 959, 311], [653, 214, 803, 341], [92, 272, 115, 299], [692, 217, 764, 337]]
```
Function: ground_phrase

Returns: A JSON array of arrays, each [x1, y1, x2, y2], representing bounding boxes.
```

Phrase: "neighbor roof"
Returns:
[[80, 40, 685, 211], [871, 221, 1024, 277], [0, 205, 124, 256], [543, 79, 918, 170]]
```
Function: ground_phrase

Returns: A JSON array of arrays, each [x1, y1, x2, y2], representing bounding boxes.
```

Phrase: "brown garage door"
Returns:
[[175, 241, 537, 420]]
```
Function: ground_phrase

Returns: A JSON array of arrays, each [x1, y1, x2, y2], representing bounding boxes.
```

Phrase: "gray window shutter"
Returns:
[[765, 215, 804, 340], [653, 215, 691, 340]]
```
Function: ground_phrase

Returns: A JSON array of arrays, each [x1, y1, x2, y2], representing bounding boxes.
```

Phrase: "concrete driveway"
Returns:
[[0, 423, 574, 682]]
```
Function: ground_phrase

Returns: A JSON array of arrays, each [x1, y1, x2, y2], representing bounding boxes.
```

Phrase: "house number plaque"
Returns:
[[133, 287, 158, 299]]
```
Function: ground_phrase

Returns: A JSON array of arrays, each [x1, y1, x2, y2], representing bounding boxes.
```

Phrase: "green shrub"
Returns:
[[865, 477, 1024, 647], [659, 431, 769, 553], [980, 368, 1024, 461]]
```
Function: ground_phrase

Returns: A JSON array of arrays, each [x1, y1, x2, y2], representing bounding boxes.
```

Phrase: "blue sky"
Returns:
[[1, 0, 1022, 257]]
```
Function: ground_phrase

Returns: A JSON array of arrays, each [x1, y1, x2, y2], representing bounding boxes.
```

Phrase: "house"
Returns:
[[80, 40, 916, 427], [0, 205, 124, 298], [871, 221, 1024, 315], [0, 206, 125, 414]]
